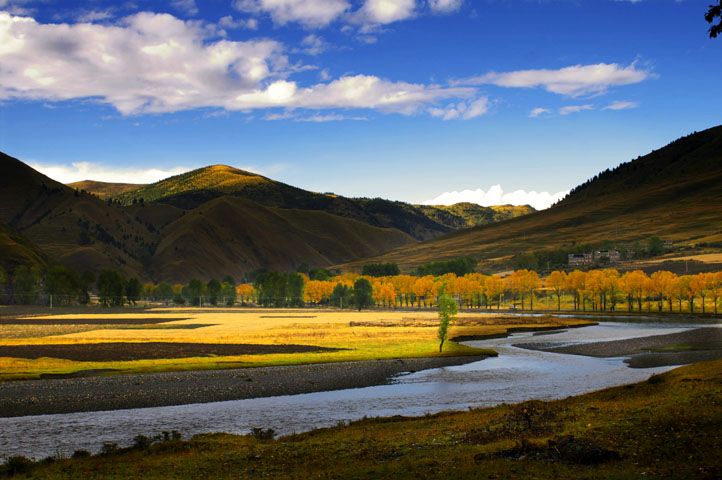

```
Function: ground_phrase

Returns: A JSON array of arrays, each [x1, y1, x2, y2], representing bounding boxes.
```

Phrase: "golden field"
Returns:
[[0, 308, 590, 381]]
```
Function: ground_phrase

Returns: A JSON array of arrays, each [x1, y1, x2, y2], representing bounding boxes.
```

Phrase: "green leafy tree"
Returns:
[[13, 266, 39, 304], [647, 235, 664, 257], [255, 271, 287, 307], [97, 270, 125, 307], [187, 278, 204, 306], [437, 293, 458, 352], [44, 265, 81, 306], [310, 267, 333, 281], [125, 277, 142, 305], [287, 273, 306, 307], [362, 263, 400, 277], [352, 278, 373, 311], [153, 282, 174, 305], [207, 279, 221, 306], [707, 1, 722, 38], [330, 283, 351, 309], [221, 281, 237, 306]]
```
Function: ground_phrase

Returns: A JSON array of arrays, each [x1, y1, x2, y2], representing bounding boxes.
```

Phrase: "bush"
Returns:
[[3, 456, 33, 475], [250, 427, 276, 440], [72, 450, 91, 458]]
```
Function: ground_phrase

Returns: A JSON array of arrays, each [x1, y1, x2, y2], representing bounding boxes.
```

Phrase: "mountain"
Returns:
[[336, 126, 722, 273], [0, 153, 156, 277], [111, 165, 534, 240], [0, 153, 413, 281], [113, 165, 452, 240], [67, 180, 147, 199]]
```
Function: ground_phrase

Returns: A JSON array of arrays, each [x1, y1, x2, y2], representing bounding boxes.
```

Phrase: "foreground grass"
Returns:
[[11, 359, 722, 479], [0, 309, 591, 381]]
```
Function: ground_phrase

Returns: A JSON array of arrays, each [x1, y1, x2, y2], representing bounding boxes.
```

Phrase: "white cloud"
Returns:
[[30, 161, 286, 184], [423, 184, 569, 210], [460, 62, 653, 97], [299, 34, 328, 55], [559, 104, 594, 115], [171, 0, 198, 16], [352, 0, 416, 25], [76, 10, 114, 23], [233, 0, 350, 27], [429, 0, 463, 14], [603, 100, 639, 110], [29, 162, 192, 185], [0, 12, 471, 116], [529, 107, 551, 118], [428, 96, 489, 120], [218, 15, 258, 29], [294, 113, 367, 122]]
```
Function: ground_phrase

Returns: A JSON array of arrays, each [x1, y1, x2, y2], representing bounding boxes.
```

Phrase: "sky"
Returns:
[[1, 0, 720, 210]]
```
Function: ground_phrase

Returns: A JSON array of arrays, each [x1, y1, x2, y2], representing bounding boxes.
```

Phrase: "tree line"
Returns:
[[3, 262, 722, 314]]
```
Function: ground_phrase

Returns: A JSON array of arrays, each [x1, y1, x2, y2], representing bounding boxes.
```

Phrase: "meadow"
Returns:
[[0, 307, 591, 381]]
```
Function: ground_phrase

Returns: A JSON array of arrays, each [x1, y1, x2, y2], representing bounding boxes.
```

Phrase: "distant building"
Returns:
[[664, 239, 674, 249], [568, 250, 620, 267], [568, 253, 593, 267], [594, 250, 620, 264]]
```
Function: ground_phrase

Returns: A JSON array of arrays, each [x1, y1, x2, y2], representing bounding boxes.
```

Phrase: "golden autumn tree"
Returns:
[[412, 276, 436, 308], [621, 270, 647, 312], [484, 275, 505, 310], [565, 270, 587, 311], [546, 270, 567, 311]]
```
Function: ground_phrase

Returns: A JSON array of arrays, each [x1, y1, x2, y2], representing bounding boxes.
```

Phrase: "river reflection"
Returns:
[[0, 321, 711, 460]]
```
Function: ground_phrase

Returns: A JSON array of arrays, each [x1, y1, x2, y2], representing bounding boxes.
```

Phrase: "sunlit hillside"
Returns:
[[68, 180, 147, 200], [337, 126, 722, 273]]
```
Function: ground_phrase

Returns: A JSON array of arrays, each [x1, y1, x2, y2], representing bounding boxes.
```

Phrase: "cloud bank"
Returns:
[[459, 62, 652, 97], [29, 162, 193, 185], [0, 11, 473, 115], [423, 184, 569, 210]]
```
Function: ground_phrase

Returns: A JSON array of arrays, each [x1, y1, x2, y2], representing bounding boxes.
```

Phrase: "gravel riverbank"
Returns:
[[0, 355, 489, 418], [518, 327, 722, 368]]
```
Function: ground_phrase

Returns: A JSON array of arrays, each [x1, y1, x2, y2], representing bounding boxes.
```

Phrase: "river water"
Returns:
[[0, 321, 711, 460]]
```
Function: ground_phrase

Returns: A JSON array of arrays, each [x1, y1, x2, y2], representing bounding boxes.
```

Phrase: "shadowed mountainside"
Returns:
[[337, 125, 722, 273], [0, 154, 412, 280]]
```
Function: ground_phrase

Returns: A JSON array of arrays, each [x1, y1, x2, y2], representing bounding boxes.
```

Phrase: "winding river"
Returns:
[[0, 321, 713, 460]]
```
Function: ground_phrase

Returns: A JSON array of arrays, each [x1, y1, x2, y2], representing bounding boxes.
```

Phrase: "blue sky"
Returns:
[[0, 0, 719, 209]]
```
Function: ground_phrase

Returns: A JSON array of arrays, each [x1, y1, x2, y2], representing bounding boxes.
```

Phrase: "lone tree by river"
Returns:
[[437, 293, 458, 352]]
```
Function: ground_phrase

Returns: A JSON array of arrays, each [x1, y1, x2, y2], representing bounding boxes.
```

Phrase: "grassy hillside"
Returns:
[[417, 203, 535, 229], [0, 223, 50, 273], [67, 180, 147, 199], [148, 196, 414, 282], [338, 126, 722, 273]]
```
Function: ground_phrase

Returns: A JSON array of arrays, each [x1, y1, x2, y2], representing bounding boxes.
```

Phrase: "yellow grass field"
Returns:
[[0, 308, 591, 381]]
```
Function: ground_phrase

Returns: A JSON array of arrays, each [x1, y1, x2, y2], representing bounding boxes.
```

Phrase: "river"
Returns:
[[0, 321, 711, 460]]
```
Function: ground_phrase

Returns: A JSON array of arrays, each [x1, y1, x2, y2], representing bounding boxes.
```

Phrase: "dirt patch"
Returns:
[[0, 317, 192, 325], [475, 435, 620, 465], [0, 342, 344, 361]]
